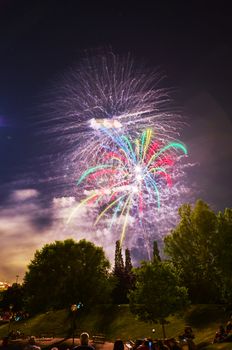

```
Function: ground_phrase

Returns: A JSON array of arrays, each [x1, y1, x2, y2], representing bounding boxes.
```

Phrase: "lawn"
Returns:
[[0, 304, 230, 348]]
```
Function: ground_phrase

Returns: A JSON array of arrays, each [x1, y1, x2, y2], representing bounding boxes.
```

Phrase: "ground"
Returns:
[[0, 337, 114, 350]]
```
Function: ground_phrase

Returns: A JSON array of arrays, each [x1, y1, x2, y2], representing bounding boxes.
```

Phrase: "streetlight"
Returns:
[[151, 328, 155, 340], [71, 302, 83, 346], [8, 304, 14, 334]]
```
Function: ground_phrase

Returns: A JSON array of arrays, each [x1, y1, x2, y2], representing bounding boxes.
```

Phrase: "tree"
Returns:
[[125, 248, 135, 292], [0, 283, 24, 312], [112, 240, 127, 303], [23, 239, 112, 313], [164, 200, 224, 303], [125, 248, 133, 274], [129, 260, 188, 338], [153, 240, 161, 263], [112, 242, 135, 304], [215, 208, 232, 302], [113, 240, 124, 276]]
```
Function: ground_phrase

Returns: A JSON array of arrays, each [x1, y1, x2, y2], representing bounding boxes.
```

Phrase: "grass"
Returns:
[[0, 304, 231, 348], [200, 344, 232, 350]]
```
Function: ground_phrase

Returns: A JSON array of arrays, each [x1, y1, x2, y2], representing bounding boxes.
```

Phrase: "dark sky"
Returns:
[[1, 1, 232, 202], [1, 1, 231, 115], [0, 0, 232, 282]]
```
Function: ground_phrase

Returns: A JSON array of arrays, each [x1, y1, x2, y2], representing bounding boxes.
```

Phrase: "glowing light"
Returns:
[[43, 52, 192, 257], [44, 52, 185, 182], [132, 185, 139, 193], [68, 128, 187, 246], [90, 118, 122, 130], [136, 174, 143, 182], [135, 165, 142, 173]]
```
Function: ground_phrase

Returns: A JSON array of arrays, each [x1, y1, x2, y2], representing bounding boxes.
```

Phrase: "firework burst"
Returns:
[[39, 51, 192, 258], [68, 128, 187, 248], [42, 52, 184, 180]]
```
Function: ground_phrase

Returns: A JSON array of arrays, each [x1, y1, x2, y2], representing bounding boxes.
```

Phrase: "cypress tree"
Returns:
[[112, 241, 127, 303], [125, 248, 133, 274], [125, 248, 135, 291], [113, 240, 124, 277], [112, 242, 135, 303], [153, 240, 161, 264]]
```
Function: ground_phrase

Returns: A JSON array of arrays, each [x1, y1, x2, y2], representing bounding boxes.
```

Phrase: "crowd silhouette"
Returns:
[[0, 328, 197, 350], [1, 322, 232, 350]]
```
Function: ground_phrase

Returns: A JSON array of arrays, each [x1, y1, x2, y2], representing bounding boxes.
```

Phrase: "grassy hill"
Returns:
[[0, 304, 230, 346]]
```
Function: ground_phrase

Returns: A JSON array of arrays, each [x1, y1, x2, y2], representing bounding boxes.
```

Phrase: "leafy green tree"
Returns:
[[23, 239, 112, 313], [216, 208, 232, 302], [164, 200, 222, 303], [129, 260, 188, 338]]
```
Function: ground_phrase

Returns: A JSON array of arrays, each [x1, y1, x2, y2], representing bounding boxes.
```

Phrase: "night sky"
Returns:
[[0, 0, 232, 283]]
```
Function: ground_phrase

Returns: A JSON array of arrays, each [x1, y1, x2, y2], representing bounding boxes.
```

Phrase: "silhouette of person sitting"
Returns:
[[73, 332, 95, 350]]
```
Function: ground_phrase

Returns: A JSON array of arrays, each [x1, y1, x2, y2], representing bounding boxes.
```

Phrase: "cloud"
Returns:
[[0, 151, 194, 284], [0, 189, 53, 282], [10, 189, 39, 202], [30, 214, 53, 230], [0, 191, 117, 284]]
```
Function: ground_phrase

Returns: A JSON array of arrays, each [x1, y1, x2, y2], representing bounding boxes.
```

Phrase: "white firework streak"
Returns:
[[38, 51, 193, 258], [41, 52, 184, 171]]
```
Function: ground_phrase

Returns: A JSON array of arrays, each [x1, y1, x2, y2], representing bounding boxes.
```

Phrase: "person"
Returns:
[[213, 325, 227, 343], [156, 340, 169, 350], [166, 338, 181, 350], [179, 327, 196, 350], [133, 339, 143, 350], [183, 327, 195, 340], [2, 336, 9, 349], [226, 320, 232, 334], [24, 336, 41, 350], [137, 339, 150, 350], [113, 339, 124, 350], [73, 332, 95, 350]]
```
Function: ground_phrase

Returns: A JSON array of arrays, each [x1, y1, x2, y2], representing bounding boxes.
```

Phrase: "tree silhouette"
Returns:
[[165, 200, 224, 303], [153, 240, 161, 263], [129, 260, 189, 338], [112, 241, 135, 303], [23, 239, 112, 313], [125, 248, 135, 291]]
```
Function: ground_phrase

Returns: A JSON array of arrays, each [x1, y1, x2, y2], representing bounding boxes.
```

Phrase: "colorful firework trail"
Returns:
[[40, 51, 191, 258], [67, 127, 187, 247], [42, 52, 184, 178]]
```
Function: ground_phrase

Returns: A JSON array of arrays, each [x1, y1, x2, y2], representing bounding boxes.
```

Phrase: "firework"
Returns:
[[68, 128, 187, 247], [42, 51, 184, 181], [39, 51, 192, 259]]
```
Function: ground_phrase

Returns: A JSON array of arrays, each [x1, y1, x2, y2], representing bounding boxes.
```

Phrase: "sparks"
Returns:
[[68, 128, 187, 246]]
